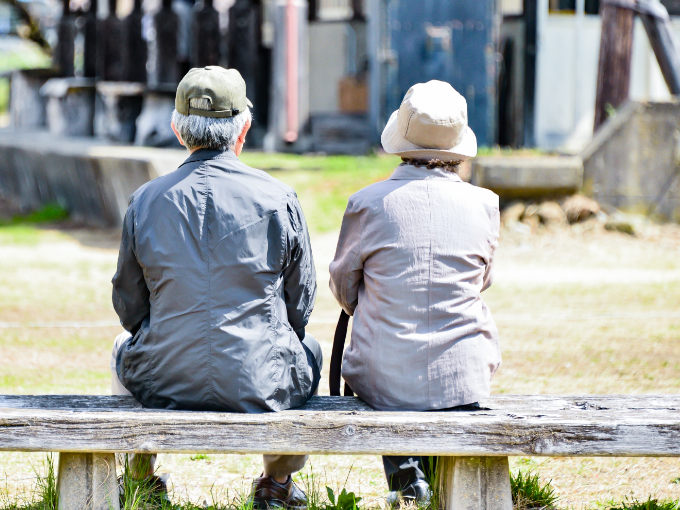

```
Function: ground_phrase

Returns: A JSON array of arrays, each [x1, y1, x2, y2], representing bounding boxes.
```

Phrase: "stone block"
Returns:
[[582, 100, 680, 222], [471, 156, 584, 200], [135, 91, 181, 147], [95, 82, 145, 143], [9, 69, 59, 128], [41, 78, 96, 137]]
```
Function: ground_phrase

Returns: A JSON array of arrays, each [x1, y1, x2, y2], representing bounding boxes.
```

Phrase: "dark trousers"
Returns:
[[382, 402, 480, 490], [382, 456, 437, 491]]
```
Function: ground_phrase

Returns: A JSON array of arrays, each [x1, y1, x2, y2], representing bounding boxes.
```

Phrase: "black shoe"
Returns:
[[386, 479, 432, 507], [250, 474, 307, 510]]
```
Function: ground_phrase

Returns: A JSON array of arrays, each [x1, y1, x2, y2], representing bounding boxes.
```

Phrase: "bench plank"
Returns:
[[0, 395, 678, 457]]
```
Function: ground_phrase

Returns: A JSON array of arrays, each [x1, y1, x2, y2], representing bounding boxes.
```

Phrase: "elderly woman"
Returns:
[[329, 80, 501, 504]]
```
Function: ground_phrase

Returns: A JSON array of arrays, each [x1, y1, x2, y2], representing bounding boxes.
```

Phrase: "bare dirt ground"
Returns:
[[1, 219, 679, 508]]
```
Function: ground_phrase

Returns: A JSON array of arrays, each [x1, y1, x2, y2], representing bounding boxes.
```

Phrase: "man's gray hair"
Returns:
[[171, 98, 252, 152]]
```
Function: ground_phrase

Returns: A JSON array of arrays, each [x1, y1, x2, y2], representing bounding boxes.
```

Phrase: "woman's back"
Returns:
[[330, 163, 500, 411]]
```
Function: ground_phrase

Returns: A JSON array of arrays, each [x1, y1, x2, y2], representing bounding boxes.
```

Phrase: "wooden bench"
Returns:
[[1, 394, 679, 510]]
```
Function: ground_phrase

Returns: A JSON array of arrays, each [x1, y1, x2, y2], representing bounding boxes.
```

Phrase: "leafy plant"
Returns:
[[604, 497, 680, 510], [511, 470, 559, 510], [325, 487, 361, 510]]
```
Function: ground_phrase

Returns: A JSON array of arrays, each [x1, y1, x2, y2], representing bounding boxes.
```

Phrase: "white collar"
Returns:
[[388, 163, 464, 182]]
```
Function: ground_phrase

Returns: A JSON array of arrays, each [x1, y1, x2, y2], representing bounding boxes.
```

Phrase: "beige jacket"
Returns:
[[329, 164, 501, 411]]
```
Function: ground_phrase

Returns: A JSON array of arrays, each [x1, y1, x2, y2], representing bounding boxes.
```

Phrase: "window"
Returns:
[[549, 0, 600, 14], [585, 0, 600, 14], [549, 0, 575, 13], [502, 0, 523, 16], [318, 0, 352, 20]]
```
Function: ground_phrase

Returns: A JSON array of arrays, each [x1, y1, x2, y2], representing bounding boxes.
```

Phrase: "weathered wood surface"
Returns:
[[0, 395, 678, 457]]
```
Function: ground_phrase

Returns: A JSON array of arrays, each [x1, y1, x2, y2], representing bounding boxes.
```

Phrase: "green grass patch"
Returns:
[[511, 470, 559, 509], [0, 203, 70, 245], [239, 153, 400, 233], [0, 224, 46, 245], [602, 497, 680, 510], [0, 367, 109, 395], [0, 203, 70, 225], [0, 454, 58, 510], [239, 150, 550, 233]]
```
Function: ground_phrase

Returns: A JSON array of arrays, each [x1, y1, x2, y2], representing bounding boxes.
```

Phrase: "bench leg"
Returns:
[[57, 452, 120, 510], [437, 456, 512, 510]]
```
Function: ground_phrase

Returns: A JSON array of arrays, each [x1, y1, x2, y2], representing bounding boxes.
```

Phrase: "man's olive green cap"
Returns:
[[175, 66, 253, 118]]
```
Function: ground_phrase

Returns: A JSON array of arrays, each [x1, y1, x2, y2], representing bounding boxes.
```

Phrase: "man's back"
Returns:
[[112, 150, 317, 413]]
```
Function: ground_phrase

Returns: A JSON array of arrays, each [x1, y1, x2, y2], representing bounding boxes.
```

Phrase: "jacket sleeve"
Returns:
[[283, 193, 317, 341], [482, 202, 500, 292], [112, 204, 150, 336], [329, 197, 364, 316]]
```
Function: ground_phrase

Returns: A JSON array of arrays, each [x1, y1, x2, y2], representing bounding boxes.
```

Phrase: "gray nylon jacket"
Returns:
[[112, 149, 317, 413]]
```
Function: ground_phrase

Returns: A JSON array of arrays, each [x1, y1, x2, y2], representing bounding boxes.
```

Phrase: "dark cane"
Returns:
[[329, 310, 354, 396]]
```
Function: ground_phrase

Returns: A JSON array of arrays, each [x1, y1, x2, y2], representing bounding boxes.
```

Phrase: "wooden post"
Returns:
[[99, 0, 126, 81], [437, 457, 512, 510], [522, 0, 537, 146], [148, 0, 179, 86], [352, 0, 364, 20], [57, 452, 119, 510], [229, 0, 262, 136], [191, 0, 221, 68], [82, 0, 98, 78], [594, 0, 635, 131], [229, 0, 259, 100], [149, 0, 179, 86], [54, 0, 76, 76], [124, 0, 147, 83], [308, 0, 318, 21]]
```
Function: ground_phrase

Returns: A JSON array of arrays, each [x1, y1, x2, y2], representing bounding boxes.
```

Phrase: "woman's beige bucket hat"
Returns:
[[381, 80, 477, 161]]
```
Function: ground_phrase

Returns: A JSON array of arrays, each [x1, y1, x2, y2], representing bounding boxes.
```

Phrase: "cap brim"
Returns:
[[380, 110, 477, 161], [246, 98, 253, 108]]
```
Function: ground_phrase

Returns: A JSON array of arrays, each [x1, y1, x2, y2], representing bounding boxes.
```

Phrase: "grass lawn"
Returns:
[[0, 158, 679, 508], [240, 152, 402, 232]]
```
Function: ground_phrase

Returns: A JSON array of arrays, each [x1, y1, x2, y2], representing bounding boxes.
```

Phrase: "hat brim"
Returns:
[[246, 98, 253, 108], [380, 110, 477, 161]]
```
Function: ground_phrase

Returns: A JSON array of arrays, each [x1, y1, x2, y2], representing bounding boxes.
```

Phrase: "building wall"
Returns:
[[534, 0, 680, 152], [309, 22, 347, 114]]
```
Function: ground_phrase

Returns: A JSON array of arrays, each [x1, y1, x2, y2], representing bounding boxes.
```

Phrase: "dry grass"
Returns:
[[0, 218, 679, 508]]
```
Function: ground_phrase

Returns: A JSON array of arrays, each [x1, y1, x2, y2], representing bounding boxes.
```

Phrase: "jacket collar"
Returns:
[[388, 163, 464, 182], [178, 148, 239, 168]]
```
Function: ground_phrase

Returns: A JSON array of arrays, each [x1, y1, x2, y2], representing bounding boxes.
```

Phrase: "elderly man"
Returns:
[[330, 80, 501, 505], [111, 66, 319, 508]]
